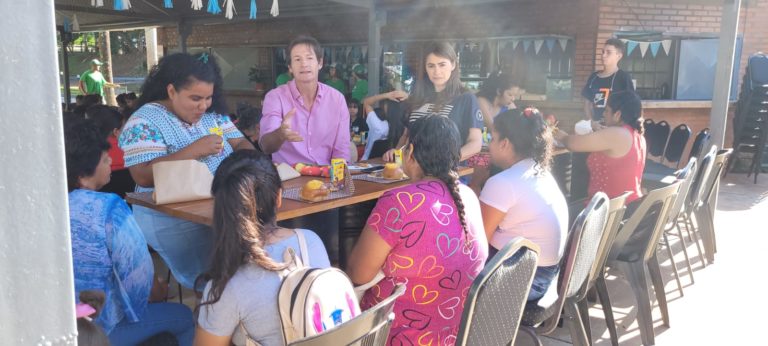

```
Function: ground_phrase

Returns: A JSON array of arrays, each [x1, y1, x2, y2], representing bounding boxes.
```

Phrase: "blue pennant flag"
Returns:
[[114, 0, 123, 10], [626, 41, 639, 56], [545, 39, 556, 52], [250, 0, 257, 19], [522, 40, 532, 53], [649, 42, 661, 57], [164, 0, 173, 8], [208, 0, 222, 14]]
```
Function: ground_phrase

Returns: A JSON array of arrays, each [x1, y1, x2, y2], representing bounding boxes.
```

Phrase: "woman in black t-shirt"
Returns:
[[582, 38, 635, 125], [384, 42, 483, 162]]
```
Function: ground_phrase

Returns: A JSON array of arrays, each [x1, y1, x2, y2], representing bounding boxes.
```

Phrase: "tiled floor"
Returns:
[[155, 172, 768, 345], [520, 172, 768, 345]]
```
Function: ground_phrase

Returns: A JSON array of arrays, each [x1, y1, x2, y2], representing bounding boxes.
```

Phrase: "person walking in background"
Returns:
[[79, 59, 121, 99]]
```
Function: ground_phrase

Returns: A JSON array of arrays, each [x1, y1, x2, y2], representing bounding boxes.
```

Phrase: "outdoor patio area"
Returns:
[[511, 171, 768, 345]]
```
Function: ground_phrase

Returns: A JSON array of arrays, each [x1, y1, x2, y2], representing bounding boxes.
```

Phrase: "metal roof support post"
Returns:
[[367, 2, 385, 96], [709, 0, 741, 213], [0, 0, 77, 343], [178, 19, 192, 53], [146, 27, 160, 68]]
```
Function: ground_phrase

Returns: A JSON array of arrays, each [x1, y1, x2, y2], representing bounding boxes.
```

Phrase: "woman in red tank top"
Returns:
[[553, 91, 646, 205]]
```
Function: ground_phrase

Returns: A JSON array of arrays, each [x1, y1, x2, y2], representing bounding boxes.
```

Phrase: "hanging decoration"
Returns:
[[72, 14, 80, 31], [207, 0, 222, 14], [91, 0, 104, 7], [661, 40, 672, 55], [270, 0, 279, 17], [522, 40, 532, 53], [249, 0, 257, 19], [626, 40, 638, 56], [510, 40, 519, 50], [164, 0, 173, 9], [224, 0, 235, 19], [533, 39, 544, 54], [545, 39, 556, 52], [558, 38, 569, 51], [191, 0, 203, 11], [113, 0, 131, 10], [63, 17, 71, 33], [621, 38, 673, 57], [649, 42, 661, 57], [638, 41, 650, 57]]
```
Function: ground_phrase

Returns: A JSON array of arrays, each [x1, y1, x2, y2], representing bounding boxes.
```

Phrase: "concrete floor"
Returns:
[[155, 172, 768, 345], [520, 172, 768, 345]]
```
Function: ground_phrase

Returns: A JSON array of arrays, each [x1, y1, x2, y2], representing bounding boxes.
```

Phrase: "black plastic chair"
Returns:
[[455, 237, 540, 346], [520, 192, 610, 346], [693, 149, 732, 265], [688, 128, 710, 162], [604, 181, 682, 346], [663, 124, 691, 168], [646, 120, 671, 159]]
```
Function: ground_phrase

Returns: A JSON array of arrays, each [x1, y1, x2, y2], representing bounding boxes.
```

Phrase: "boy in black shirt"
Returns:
[[582, 38, 635, 125]]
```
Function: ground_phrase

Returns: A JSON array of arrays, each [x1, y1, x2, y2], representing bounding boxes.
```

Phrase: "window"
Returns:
[[499, 37, 574, 100]]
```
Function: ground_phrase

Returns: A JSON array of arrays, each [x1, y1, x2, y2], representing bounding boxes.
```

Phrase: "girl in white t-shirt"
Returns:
[[360, 90, 408, 160], [479, 107, 569, 301]]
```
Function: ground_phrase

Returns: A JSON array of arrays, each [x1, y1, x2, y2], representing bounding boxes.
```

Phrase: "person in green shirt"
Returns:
[[324, 63, 346, 95], [275, 70, 293, 86], [79, 59, 120, 98], [350, 64, 368, 102]]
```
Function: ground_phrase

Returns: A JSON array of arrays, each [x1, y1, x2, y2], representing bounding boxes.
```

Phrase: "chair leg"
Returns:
[[519, 326, 544, 346], [695, 207, 716, 265], [683, 212, 707, 268], [618, 261, 655, 346], [564, 300, 590, 346], [649, 254, 671, 327], [577, 298, 593, 343], [674, 223, 695, 284], [596, 275, 620, 346], [661, 232, 684, 297], [705, 203, 718, 254]]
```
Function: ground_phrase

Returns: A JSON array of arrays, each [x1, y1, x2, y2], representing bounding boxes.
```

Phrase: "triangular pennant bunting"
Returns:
[[91, 0, 104, 6], [638, 42, 650, 57], [511, 40, 520, 50], [661, 40, 672, 55], [191, 0, 203, 10], [270, 0, 279, 17], [626, 41, 638, 56], [649, 42, 661, 57], [534, 39, 544, 54], [72, 14, 80, 31], [224, 0, 235, 19], [164, 0, 173, 8], [558, 38, 569, 51], [207, 0, 221, 14], [249, 0, 257, 19], [545, 39, 556, 52], [522, 40, 532, 53]]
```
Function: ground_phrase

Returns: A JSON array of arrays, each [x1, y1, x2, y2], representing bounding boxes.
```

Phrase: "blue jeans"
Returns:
[[133, 205, 213, 289], [108, 302, 195, 346], [528, 265, 559, 301]]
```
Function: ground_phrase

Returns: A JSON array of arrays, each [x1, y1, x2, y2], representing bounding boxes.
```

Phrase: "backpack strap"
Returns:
[[294, 229, 310, 266], [238, 321, 262, 346]]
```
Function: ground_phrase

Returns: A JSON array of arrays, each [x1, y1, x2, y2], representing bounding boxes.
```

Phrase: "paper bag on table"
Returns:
[[275, 162, 301, 181], [152, 160, 213, 204]]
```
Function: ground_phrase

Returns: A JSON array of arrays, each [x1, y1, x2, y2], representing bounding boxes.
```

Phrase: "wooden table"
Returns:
[[126, 165, 473, 226]]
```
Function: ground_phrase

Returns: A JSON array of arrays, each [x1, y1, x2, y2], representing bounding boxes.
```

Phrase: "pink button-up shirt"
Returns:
[[260, 80, 350, 165]]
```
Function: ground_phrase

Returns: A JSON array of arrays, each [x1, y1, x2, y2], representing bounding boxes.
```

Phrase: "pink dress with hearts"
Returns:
[[360, 179, 488, 346]]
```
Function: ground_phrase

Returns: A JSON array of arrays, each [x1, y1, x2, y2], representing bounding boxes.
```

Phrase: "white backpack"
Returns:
[[240, 229, 361, 346]]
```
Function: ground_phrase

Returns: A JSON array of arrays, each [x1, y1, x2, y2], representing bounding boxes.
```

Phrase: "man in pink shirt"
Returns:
[[260, 35, 350, 165]]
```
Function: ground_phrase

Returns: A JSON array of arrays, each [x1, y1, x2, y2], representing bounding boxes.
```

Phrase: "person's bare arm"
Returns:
[[194, 327, 231, 346], [477, 97, 495, 129], [128, 134, 223, 188], [346, 226, 391, 285], [259, 109, 303, 155], [228, 137, 255, 151], [554, 127, 631, 156], [78, 80, 86, 94], [480, 202, 506, 247], [362, 90, 408, 114], [382, 129, 409, 162], [460, 128, 483, 161], [583, 99, 594, 121]]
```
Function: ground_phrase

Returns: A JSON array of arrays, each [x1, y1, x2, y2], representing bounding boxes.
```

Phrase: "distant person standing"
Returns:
[[350, 64, 369, 102], [79, 59, 120, 99], [275, 70, 293, 86], [582, 38, 635, 126], [325, 63, 347, 95]]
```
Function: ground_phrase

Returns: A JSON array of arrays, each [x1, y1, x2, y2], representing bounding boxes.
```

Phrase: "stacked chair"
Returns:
[[725, 52, 768, 183]]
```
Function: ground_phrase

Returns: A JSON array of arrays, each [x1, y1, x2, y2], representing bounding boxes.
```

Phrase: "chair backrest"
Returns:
[[368, 139, 391, 159], [537, 192, 609, 335], [456, 237, 540, 346], [575, 191, 632, 302], [688, 145, 717, 209], [699, 149, 733, 207], [665, 157, 698, 224], [647, 120, 671, 157], [664, 124, 692, 167], [288, 284, 406, 346], [689, 128, 710, 162], [609, 181, 682, 264]]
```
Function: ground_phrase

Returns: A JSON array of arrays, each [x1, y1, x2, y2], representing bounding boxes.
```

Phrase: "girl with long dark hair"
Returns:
[[195, 150, 329, 346], [480, 107, 569, 301], [383, 42, 484, 162], [360, 90, 409, 160], [119, 52, 254, 289], [347, 115, 488, 345]]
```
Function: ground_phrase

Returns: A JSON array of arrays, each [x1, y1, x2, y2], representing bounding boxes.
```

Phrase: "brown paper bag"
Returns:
[[152, 160, 214, 204]]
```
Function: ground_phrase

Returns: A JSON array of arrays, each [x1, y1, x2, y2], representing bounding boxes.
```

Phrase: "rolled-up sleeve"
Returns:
[[259, 89, 286, 143]]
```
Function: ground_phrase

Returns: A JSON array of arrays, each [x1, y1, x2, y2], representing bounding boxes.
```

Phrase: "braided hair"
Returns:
[[197, 150, 288, 312], [407, 114, 469, 245]]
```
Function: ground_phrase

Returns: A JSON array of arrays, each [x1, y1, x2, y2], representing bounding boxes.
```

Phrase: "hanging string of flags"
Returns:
[[84, 0, 278, 20], [505, 37, 572, 55], [620, 39, 673, 58]]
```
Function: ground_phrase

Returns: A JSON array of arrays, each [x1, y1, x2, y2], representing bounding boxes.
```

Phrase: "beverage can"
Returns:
[[330, 158, 347, 190], [393, 149, 403, 165]]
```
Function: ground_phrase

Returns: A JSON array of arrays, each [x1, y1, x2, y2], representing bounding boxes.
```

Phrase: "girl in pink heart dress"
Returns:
[[347, 115, 488, 346]]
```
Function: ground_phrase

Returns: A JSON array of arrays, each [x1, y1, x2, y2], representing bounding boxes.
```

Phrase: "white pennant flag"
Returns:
[[91, 0, 104, 6], [558, 38, 569, 51], [122, 0, 131, 10], [661, 40, 672, 55], [224, 0, 236, 19], [191, 0, 203, 10], [638, 41, 650, 57], [511, 40, 520, 50], [72, 14, 80, 31], [534, 39, 544, 54], [270, 0, 279, 16]]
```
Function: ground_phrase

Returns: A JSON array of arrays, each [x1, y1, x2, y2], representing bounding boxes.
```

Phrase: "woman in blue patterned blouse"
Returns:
[[119, 53, 254, 289], [66, 119, 194, 345]]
